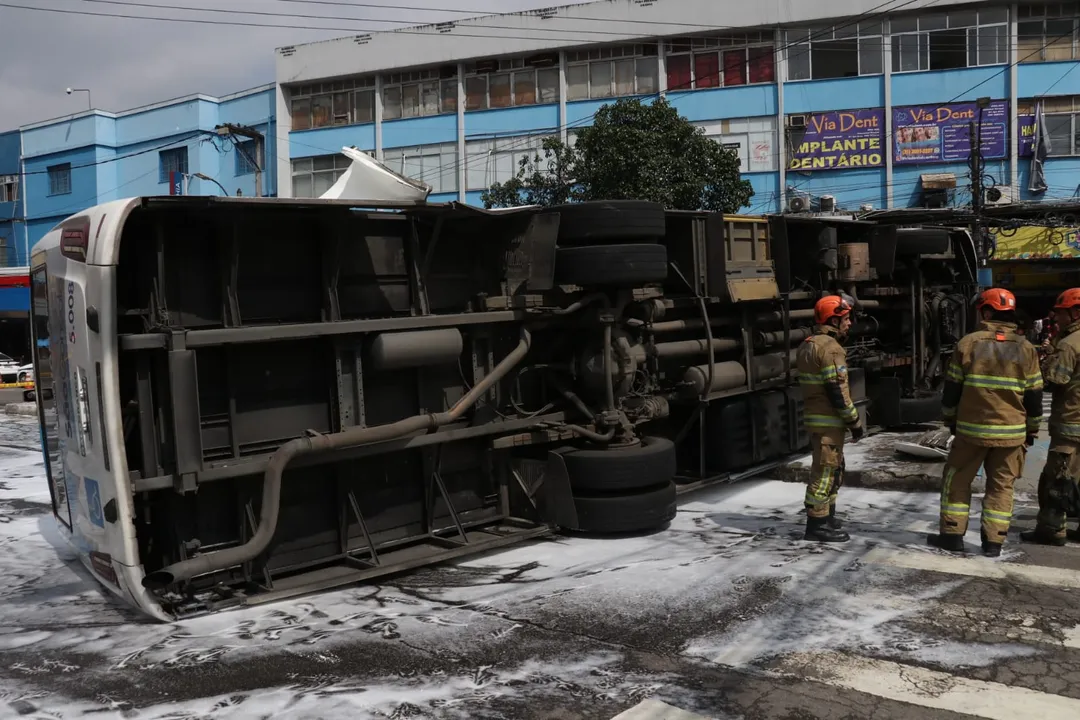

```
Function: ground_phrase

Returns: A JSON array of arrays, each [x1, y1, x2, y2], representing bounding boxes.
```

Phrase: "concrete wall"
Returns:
[[19, 86, 277, 251], [277, 0, 1080, 214]]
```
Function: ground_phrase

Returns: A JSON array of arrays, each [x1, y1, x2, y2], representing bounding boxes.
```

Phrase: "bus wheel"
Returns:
[[23, 390, 35, 402]]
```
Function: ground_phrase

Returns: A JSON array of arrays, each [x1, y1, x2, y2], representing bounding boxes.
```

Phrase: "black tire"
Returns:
[[550, 201, 666, 243], [555, 244, 668, 287], [23, 390, 35, 402], [568, 481, 678, 534], [898, 395, 942, 425], [896, 228, 950, 255], [562, 436, 676, 493]]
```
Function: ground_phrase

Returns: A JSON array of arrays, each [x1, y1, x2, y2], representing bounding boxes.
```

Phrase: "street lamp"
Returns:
[[191, 172, 229, 197], [65, 88, 91, 110]]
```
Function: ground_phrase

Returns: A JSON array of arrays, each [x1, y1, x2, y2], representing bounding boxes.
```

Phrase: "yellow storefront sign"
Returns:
[[991, 225, 1080, 261]]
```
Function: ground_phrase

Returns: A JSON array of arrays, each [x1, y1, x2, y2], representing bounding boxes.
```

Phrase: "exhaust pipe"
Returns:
[[143, 327, 533, 590]]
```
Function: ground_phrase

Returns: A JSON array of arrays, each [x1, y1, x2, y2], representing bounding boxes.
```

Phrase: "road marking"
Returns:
[[772, 652, 1080, 720], [610, 699, 714, 720], [864, 546, 1080, 590]]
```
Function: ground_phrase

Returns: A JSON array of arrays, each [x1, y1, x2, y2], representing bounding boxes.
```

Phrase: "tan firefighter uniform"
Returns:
[[940, 321, 1043, 541], [1034, 317, 1080, 539], [797, 325, 859, 519]]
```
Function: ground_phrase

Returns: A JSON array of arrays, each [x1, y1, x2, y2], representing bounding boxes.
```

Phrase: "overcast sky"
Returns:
[[0, 0, 592, 131]]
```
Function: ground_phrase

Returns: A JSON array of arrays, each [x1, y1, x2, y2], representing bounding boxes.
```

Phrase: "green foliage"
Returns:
[[481, 97, 754, 213]]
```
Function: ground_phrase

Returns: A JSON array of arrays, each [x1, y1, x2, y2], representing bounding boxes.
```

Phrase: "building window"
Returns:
[[235, 140, 260, 176], [666, 32, 775, 91], [464, 55, 560, 111], [694, 117, 778, 172], [565, 44, 658, 102], [0, 174, 17, 203], [47, 164, 71, 196], [890, 8, 1008, 73], [382, 67, 457, 120], [291, 154, 352, 198], [786, 23, 884, 81], [0, 235, 8, 266], [290, 77, 376, 130], [159, 148, 188, 184], [383, 143, 458, 194], [465, 135, 553, 191], [1027, 96, 1080, 155], [1018, 3, 1079, 62]]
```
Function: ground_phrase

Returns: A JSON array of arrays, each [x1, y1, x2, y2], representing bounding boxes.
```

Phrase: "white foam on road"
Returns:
[[770, 652, 1080, 720], [864, 546, 1080, 589], [611, 699, 716, 719]]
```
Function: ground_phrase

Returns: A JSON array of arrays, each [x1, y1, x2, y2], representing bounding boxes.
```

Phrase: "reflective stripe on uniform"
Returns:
[[982, 507, 1012, 525], [820, 364, 843, 380], [806, 462, 833, 507], [955, 420, 1027, 441], [805, 414, 846, 428], [946, 361, 964, 383], [962, 374, 1026, 392], [1025, 371, 1044, 390], [941, 502, 970, 518], [798, 373, 824, 385], [838, 404, 858, 422]]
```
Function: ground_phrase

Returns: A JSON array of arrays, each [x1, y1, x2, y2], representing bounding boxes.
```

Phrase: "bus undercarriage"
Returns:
[[33, 197, 976, 619]]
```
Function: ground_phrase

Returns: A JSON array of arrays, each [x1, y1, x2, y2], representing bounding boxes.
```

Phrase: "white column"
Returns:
[[884, 20, 894, 209], [457, 63, 466, 202], [658, 38, 667, 94], [1009, 3, 1020, 193], [558, 51, 568, 144], [374, 75, 384, 162], [775, 28, 786, 213], [275, 84, 292, 198]]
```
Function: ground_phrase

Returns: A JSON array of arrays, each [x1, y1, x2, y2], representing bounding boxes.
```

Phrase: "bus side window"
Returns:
[[31, 266, 70, 529]]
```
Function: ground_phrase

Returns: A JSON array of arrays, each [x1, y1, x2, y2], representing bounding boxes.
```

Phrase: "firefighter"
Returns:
[[929, 288, 1043, 557], [1021, 288, 1080, 546], [797, 293, 863, 543]]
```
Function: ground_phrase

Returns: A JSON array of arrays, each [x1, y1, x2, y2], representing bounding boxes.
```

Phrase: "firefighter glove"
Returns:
[[849, 424, 865, 443]]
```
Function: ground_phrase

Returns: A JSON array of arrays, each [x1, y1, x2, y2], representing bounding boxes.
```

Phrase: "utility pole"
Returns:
[[969, 97, 993, 281], [215, 123, 264, 197]]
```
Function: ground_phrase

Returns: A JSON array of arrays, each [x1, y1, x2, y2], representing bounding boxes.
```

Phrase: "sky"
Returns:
[[0, 0, 593, 131]]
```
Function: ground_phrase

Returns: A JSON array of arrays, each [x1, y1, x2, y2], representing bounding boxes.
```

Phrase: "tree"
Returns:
[[481, 97, 754, 213]]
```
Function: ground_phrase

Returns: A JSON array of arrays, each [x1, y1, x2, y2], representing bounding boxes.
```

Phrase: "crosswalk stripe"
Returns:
[[610, 699, 715, 719], [863, 546, 1080, 590], [770, 652, 1080, 720]]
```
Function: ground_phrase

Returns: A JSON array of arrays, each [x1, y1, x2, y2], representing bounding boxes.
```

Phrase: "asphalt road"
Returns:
[[1, 414, 1079, 719]]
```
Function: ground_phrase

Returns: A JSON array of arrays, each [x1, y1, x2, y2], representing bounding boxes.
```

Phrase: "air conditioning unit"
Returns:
[[786, 115, 807, 129], [985, 185, 1014, 205], [819, 195, 836, 212], [788, 195, 809, 213]]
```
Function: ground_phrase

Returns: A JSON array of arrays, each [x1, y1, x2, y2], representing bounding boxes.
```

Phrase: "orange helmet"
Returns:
[[976, 288, 1017, 313], [1054, 288, 1080, 310], [814, 294, 854, 325]]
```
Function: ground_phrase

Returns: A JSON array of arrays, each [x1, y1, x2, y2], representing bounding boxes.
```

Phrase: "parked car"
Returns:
[[0, 353, 22, 384]]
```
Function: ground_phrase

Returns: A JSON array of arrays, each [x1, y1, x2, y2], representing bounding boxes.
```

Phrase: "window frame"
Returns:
[[382, 68, 457, 121], [785, 22, 884, 82], [158, 147, 188, 184], [0, 174, 17, 203], [464, 134, 554, 191], [464, 55, 561, 111], [565, 44, 659, 101], [47, 164, 72, 197], [1018, 3, 1080, 63], [694, 116, 779, 173], [382, 142, 458, 194], [235, 140, 260, 176], [890, 9, 1010, 74], [290, 154, 353, 198], [666, 32, 776, 90], [290, 77, 377, 130]]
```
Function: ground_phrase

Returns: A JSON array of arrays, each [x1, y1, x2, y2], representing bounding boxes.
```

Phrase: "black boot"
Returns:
[[1068, 528, 1080, 543], [805, 515, 850, 543], [926, 533, 966, 553], [827, 504, 844, 530], [1020, 528, 1067, 547]]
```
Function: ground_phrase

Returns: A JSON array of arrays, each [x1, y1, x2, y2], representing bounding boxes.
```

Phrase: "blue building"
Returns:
[[273, 0, 1080, 213], [0, 130, 23, 268], [19, 84, 278, 252]]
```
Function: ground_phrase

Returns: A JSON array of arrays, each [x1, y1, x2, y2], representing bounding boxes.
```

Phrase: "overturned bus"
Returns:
[[29, 197, 977, 620]]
